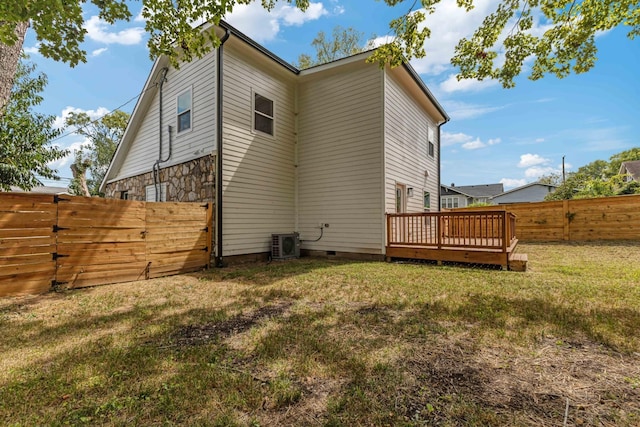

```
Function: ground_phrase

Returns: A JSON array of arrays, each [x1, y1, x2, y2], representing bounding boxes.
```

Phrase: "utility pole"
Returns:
[[562, 155, 566, 184]]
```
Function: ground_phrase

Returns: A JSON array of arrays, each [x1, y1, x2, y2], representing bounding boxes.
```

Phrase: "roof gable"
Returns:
[[620, 160, 640, 179], [441, 183, 504, 198]]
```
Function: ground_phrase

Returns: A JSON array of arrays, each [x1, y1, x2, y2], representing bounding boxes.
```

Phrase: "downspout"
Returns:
[[216, 29, 231, 267], [153, 67, 170, 201], [436, 118, 449, 212]]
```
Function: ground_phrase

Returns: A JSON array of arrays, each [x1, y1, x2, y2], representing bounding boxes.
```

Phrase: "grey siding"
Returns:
[[384, 72, 440, 214], [221, 42, 297, 256], [117, 51, 217, 179], [297, 63, 385, 254], [492, 184, 556, 204]]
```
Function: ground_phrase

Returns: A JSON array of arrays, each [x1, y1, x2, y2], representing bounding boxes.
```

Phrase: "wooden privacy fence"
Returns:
[[454, 194, 640, 241], [0, 193, 213, 297]]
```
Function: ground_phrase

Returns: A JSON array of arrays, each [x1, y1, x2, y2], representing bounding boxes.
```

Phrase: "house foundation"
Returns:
[[104, 155, 215, 202]]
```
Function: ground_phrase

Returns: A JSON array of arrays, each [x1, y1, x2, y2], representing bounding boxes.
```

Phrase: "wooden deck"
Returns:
[[386, 210, 526, 270]]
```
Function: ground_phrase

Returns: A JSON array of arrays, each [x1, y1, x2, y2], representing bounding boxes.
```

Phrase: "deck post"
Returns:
[[437, 214, 443, 249]]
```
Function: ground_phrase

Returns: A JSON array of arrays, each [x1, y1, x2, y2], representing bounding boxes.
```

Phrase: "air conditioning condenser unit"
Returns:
[[271, 233, 300, 260]]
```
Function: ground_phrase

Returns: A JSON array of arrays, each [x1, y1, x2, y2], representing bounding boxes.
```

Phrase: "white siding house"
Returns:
[[101, 21, 448, 263]]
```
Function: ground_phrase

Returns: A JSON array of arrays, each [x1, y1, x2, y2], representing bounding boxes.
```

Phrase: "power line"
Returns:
[[48, 82, 159, 145]]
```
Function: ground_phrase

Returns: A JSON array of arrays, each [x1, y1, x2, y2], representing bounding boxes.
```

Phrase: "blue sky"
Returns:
[[23, 0, 640, 189]]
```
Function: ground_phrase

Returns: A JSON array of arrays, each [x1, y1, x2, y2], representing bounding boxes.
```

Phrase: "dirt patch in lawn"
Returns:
[[400, 335, 640, 426], [172, 301, 293, 345]]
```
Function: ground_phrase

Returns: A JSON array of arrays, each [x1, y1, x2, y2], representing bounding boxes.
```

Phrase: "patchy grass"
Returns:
[[1, 242, 639, 426]]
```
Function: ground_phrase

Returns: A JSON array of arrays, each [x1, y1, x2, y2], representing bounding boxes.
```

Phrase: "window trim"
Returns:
[[176, 86, 193, 134], [427, 125, 435, 158], [395, 183, 406, 213], [252, 90, 275, 138], [423, 191, 430, 210]]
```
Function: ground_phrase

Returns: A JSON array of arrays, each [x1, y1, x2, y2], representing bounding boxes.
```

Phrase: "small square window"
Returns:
[[120, 190, 129, 200], [177, 88, 192, 133], [253, 92, 274, 136]]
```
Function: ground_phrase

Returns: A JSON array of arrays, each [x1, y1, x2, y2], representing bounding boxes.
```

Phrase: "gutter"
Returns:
[[215, 28, 231, 268]]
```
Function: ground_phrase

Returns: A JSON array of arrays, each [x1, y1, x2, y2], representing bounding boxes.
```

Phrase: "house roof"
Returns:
[[620, 160, 640, 180], [100, 21, 448, 192], [440, 183, 504, 198], [9, 185, 70, 195], [490, 181, 557, 199]]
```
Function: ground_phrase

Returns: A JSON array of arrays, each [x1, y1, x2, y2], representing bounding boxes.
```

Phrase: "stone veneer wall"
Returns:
[[104, 155, 215, 202]]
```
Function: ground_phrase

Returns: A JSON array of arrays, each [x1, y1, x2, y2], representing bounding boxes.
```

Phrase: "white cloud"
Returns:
[[23, 44, 40, 55], [225, 2, 328, 43], [54, 106, 110, 130], [442, 131, 500, 150], [85, 16, 145, 45], [409, 0, 501, 76], [518, 153, 549, 168], [49, 138, 91, 170], [439, 73, 499, 93], [91, 47, 108, 57], [500, 178, 527, 189], [535, 138, 545, 143], [524, 166, 557, 179], [462, 137, 500, 150], [443, 100, 502, 120]]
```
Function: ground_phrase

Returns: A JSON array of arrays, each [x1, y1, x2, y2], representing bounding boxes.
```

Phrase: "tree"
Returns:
[[544, 148, 640, 200], [1, 0, 638, 111], [297, 26, 366, 69], [0, 59, 67, 191], [65, 110, 129, 196]]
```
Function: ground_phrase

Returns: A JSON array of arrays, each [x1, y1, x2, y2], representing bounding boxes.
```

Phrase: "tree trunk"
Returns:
[[0, 21, 29, 116], [71, 163, 92, 197]]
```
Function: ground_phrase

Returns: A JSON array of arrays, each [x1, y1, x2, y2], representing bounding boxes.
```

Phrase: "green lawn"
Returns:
[[1, 242, 639, 426]]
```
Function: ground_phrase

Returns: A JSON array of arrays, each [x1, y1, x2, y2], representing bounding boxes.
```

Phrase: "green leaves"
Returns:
[[0, 60, 67, 191], [65, 110, 129, 196], [296, 26, 366, 69]]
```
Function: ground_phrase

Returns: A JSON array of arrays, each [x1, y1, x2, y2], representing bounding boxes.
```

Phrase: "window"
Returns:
[[253, 92, 274, 136], [427, 126, 435, 157], [120, 191, 129, 200], [145, 183, 167, 202], [441, 197, 459, 209], [177, 88, 192, 133], [423, 191, 430, 210], [395, 183, 406, 213]]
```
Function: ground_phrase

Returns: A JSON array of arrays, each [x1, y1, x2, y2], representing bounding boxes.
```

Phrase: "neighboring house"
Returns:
[[440, 183, 504, 208], [619, 160, 640, 182], [9, 185, 70, 195], [100, 21, 449, 263], [490, 182, 557, 204]]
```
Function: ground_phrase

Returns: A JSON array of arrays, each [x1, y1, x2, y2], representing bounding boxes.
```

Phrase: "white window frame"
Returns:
[[146, 183, 167, 202], [423, 191, 431, 210], [252, 90, 275, 138], [427, 126, 435, 158], [441, 197, 459, 209], [176, 87, 193, 134], [395, 183, 406, 213]]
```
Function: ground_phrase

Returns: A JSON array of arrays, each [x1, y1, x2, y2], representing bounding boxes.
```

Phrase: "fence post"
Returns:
[[562, 199, 570, 241], [206, 202, 214, 268]]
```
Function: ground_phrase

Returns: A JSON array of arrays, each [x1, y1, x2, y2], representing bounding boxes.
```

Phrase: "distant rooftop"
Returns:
[[441, 183, 504, 198], [9, 185, 70, 195]]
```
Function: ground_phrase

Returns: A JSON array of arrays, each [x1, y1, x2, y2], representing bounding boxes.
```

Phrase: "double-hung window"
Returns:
[[253, 92, 274, 136], [177, 88, 192, 133]]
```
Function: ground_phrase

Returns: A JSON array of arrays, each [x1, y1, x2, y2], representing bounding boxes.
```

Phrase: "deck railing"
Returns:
[[386, 210, 517, 252]]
